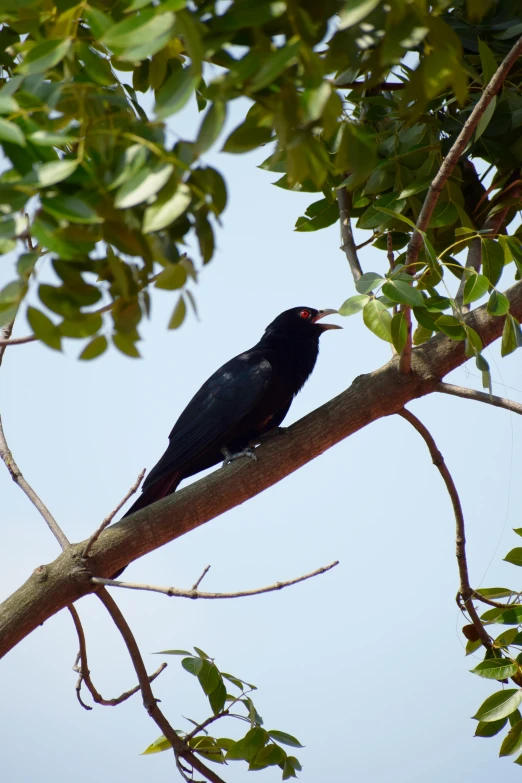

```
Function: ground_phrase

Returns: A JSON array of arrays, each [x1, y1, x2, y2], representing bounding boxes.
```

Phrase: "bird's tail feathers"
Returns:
[[111, 471, 182, 578]]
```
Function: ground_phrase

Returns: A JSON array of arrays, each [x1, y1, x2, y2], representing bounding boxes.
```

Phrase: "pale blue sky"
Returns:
[[1, 96, 522, 783]]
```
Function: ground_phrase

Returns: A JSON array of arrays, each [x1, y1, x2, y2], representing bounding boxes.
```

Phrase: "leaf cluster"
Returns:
[[142, 647, 303, 779]]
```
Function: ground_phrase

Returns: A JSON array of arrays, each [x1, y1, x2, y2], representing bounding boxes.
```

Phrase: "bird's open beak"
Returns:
[[313, 309, 342, 330]]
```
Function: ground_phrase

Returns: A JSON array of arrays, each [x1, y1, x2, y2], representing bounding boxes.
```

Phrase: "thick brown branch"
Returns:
[[437, 382, 522, 416], [83, 469, 146, 558], [3, 278, 522, 659], [96, 588, 227, 783], [397, 409, 492, 648], [91, 560, 339, 599], [337, 187, 364, 282], [406, 35, 522, 269]]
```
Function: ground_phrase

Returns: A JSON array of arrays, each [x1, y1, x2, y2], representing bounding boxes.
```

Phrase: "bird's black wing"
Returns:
[[142, 351, 272, 490]]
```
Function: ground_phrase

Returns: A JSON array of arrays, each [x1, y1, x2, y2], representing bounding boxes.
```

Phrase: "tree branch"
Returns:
[[191, 565, 211, 591], [83, 469, 146, 558], [337, 187, 364, 282], [398, 306, 412, 374], [96, 588, 227, 783], [397, 408, 492, 648], [91, 560, 339, 599], [436, 382, 522, 416], [406, 35, 522, 270], [4, 278, 522, 659], [68, 603, 167, 709]]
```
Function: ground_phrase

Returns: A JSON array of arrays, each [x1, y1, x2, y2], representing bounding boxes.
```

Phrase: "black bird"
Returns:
[[124, 306, 341, 519]]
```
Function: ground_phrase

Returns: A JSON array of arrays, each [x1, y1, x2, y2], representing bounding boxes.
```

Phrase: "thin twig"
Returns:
[[337, 187, 364, 282], [96, 588, 227, 783], [406, 35, 522, 270], [472, 592, 511, 609], [397, 408, 492, 648], [68, 603, 167, 709], [398, 307, 412, 374], [386, 230, 395, 270], [92, 560, 339, 599], [185, 710, 230, 741], [436, 382, 522, 416], [0, 324, 70, 550], [83, 469, 146, 558], [191, 565, 211, 591]]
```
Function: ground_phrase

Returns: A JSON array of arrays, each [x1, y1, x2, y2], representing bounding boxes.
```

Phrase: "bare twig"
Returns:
[[398, 307, 412, 375], [92, 560, 339, 599], [191, 565, 211, 591], [185, 710, 230, 741], [83, 469, 146, 558], [386, 230, 395, 270], [68, 603, 167, 709], [337, 187, 364, 282], [436, 382, 522, 416], [397, 408, 492, 648], [96, 588, 227, 783], [406, 35, 522, 270], [0, 324, 70, 550], [472, 592, 511, 609]]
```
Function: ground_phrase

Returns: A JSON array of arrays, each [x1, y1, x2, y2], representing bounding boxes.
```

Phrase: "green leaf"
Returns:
[[475, 718, 507, 737], [0, 95, 19, 115], [26, 306, 61, 351], [222, 124, 272, 154], [473, 689, 522, 722], [249, 39, 300, 92], [60, 313, 103, 338], [501, 314, 520, 357], [500, 719, 522, 757], [471, 658, 518, 680], [141, 735, 172, 755], [434, 314, 466, 340], [113, 332, 140, 358], [338, 0, 380, 29], [0, 118, 25, 147], [478, 39, 497, 84], [363, 299, 392, 342], [197, 661, 221, 695], [33, 159, 78, 187], [475, 95, 496, 140], [504, 548, 522, 567], [79, 335, 108, 360], [209, 679, 227, 715], [154, 649, 192, 656], [463, 273, 489, 305], [195, 102, 227, 155], [249, 743, 286, 770], [168, 296, 186, 329], [101, 11, 175, 60], [381, 280, 424, 308], [226, 728, 268, 762], [477, 588, 514, 599], [115, 164, 174, 209], [338, 294, 370, 316], [391, 310, 408, 354], [267, 731, 303, 748], [295, 199, 339, 232], [155, 264, 187, 290], [355, 272, 384, 294], [18, 38, 71, 75], [155, 68, 199, 119], [496, 607, 522, 626], [28, 131, 77, 147], [42, 195, 101, 224], [482, 238, 504, 286], [182, 656, 203, 676], [487, 290, 510, 316], [143, 183, 191, 234]]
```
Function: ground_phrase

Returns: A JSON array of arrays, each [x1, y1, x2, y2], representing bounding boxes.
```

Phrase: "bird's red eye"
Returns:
[[299, 309, 310, 319]]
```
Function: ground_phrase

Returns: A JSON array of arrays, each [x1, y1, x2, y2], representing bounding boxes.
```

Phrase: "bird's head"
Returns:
[[264, 307, 342, 339]]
